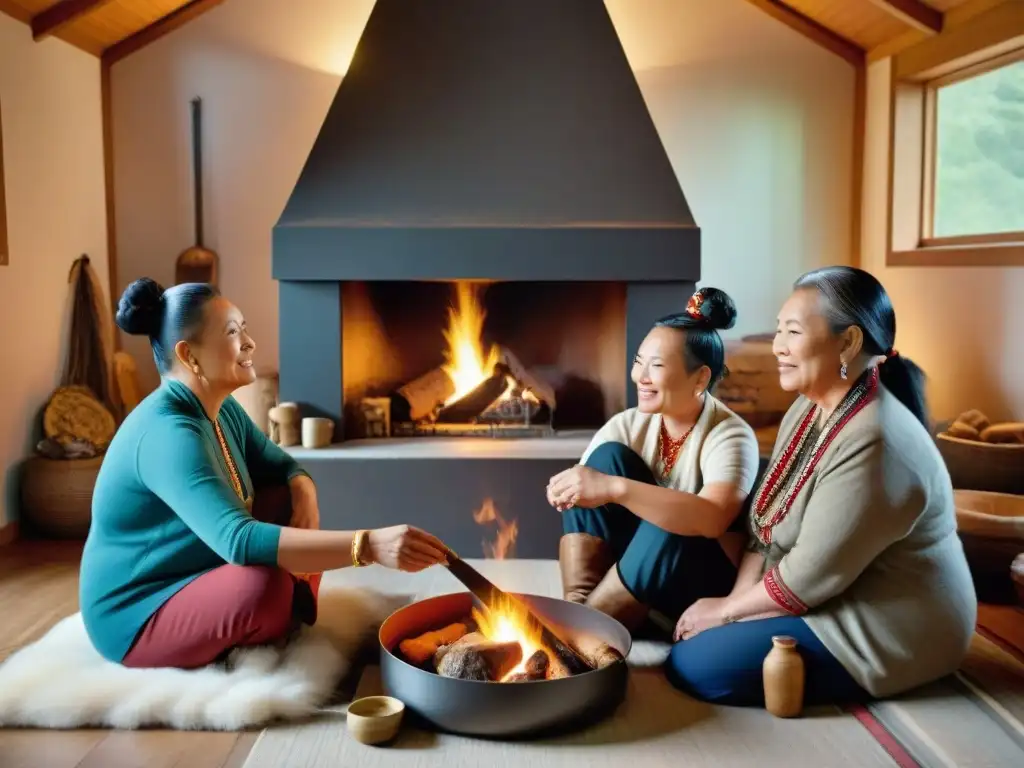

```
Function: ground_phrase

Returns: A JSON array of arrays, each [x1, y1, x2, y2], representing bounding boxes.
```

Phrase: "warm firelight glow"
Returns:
[[441, 283, 500, 406], [472, 498, 518, 560], [471, 498, 549, 681], [472, 594, 543, 680]]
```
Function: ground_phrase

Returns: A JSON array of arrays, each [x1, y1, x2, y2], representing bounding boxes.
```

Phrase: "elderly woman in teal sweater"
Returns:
[[80, 278, 449, 669]]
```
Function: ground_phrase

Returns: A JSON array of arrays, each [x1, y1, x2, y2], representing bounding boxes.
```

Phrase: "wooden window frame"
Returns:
[[886, 3, 1024, 268], [0, 97, 7, 267]]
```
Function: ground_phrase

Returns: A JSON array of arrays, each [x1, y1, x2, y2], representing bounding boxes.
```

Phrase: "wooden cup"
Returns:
[[346, 695, 405, 745]]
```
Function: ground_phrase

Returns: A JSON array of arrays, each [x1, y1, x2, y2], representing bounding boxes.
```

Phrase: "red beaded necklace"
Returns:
[[658, 419, 694, 481], [751, 368, 879, 545]]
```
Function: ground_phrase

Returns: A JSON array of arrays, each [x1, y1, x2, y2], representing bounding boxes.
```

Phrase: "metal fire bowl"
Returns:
[[378, 591, 632, 739]]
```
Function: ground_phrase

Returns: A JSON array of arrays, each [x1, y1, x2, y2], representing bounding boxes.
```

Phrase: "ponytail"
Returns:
[[878, 353, 930, 429]]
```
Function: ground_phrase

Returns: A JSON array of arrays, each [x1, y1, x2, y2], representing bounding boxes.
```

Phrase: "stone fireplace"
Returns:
[[271, 0, 701, 558]]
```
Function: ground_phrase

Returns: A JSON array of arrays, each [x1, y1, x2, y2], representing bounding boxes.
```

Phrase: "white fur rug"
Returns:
[[0, 585, 405, 731]]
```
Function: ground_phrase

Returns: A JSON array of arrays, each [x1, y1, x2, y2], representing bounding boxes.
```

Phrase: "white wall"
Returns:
[[861, 59, 1024, 423], [111, 0, 855, 392], [636, 55, 853, 340], [0, 14, 108, 528]]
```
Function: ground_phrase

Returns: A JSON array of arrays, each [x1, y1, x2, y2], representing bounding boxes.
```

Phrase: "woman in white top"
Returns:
[[546, 288, 760, 632]]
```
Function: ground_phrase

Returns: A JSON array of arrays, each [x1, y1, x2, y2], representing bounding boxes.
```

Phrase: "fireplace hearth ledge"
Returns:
[[283, 431, 595, 461]]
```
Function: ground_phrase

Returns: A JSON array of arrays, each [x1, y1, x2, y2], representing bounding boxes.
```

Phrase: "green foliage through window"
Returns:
[[934, 59, 1024, 238]]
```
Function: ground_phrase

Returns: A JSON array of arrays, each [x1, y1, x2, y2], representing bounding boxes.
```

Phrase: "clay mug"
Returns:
[[301, 417, 334, 449]]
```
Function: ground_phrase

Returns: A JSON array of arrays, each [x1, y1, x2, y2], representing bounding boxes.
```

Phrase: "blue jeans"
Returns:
[[666, 616, 871, 707], [561, 442, 737, 620]]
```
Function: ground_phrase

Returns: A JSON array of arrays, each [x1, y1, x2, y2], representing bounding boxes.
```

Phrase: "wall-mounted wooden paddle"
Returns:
[[175, 97, 218, 286], [441, 548, 594, 673]]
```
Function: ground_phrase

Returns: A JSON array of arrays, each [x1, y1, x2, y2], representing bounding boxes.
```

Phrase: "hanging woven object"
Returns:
[[60, 255, 115, 408], [37, 255, 118, 458]]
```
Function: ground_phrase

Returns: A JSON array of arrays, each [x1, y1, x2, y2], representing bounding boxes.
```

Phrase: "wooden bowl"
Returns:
[[936, 433, 1024, 495], [954, 489, 1024, 604], [346, 695, 405, 745]]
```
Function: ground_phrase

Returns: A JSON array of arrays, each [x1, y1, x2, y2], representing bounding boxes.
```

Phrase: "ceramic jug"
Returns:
[[763, 635, 805, 717]]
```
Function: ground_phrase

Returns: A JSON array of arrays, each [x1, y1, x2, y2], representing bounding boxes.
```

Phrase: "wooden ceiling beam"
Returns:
[[742, 0, 865, 67], [32, 0, 115, 41], [0, 0, 32, 24], [102, 0, 226, 66], [866, 0, 943, 36]]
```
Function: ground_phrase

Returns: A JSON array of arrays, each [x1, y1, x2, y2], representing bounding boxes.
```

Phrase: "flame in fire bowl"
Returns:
[[378, 591, 632, 738]]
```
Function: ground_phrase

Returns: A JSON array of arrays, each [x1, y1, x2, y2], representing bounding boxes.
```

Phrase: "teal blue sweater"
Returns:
[[80, 378, 308, 663]]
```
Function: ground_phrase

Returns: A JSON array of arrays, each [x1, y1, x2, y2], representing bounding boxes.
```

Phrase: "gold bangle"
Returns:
[[352, 530, 368, 567]]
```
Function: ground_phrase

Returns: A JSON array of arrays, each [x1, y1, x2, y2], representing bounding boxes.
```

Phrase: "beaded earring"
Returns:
[[840, 361, 848, 380]]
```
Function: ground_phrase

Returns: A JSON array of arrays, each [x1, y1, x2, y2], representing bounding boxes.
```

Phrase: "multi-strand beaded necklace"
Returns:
[[751, 367, 879, 546], [213, 417, 250, 510]]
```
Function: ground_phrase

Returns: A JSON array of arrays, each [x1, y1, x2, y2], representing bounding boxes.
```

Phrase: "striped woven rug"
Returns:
[[853, 628, 1024, 767], [243, 561, 1024, 768]]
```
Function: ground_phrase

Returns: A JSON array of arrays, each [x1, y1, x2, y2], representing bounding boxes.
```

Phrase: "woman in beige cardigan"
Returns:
[[667, 266, 977, 706], [546, 287, 761, 631]]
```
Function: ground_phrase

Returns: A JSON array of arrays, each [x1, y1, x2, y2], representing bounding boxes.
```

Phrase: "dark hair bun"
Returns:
[[688, 287, 737, 331], [116, 277, 166, 337]]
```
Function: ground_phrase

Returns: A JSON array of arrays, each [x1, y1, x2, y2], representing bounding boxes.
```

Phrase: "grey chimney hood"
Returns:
[[272, 0, 700, 283]]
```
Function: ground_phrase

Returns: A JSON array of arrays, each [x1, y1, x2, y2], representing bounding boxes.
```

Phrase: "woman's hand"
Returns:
[[365, 525, 450, 572], [673, 597, 730, 642], [546, 465, 619, 511]]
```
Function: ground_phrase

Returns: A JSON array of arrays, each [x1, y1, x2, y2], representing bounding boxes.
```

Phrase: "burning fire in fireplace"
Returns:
[[441, 282, 501, 406], [386, 282, 557, 437]]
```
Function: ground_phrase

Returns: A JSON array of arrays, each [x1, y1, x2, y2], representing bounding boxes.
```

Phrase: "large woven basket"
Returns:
[[19, 455, 103, 539], [936, 433, 1024, 495]]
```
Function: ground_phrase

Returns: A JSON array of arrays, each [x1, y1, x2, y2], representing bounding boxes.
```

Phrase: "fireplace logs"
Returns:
[[435, 367, 511, 424], [395, 610, 606, 684], [388, 356, 554, 437], [434, 632, 523, 681]]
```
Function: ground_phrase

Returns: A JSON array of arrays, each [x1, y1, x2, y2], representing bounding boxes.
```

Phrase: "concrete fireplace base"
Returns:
[[283, 433, 594, 560]]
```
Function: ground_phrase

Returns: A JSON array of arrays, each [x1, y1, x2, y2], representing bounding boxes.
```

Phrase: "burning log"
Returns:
[[391, 367, 454, 423], [398, 622, 468, 666], [549, 636, 592, 676], [505, 650, 550, 683], [434, 632, 523, 682], [525, 649, 549, 679], [579, 641, 624, 670], [497, 346, 556, 411], [443, 555, 597, 674], [434, 366, 510, 423]]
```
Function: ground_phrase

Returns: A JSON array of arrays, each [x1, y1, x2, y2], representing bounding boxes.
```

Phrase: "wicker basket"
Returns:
[[19, 455, 103, 539], [936, 433, 1024, 495]]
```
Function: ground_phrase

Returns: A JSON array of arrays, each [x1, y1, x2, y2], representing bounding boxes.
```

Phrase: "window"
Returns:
[[926, 53, 1024, 244], [886, 0, 1024, 267]]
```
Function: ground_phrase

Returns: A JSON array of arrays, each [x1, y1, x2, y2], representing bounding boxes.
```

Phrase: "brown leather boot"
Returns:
[[584, 566, 649, 632], [559, 533, 612, 604]]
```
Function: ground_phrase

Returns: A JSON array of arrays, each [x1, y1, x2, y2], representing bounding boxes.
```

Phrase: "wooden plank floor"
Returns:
[[0, 540, 258, 768]]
